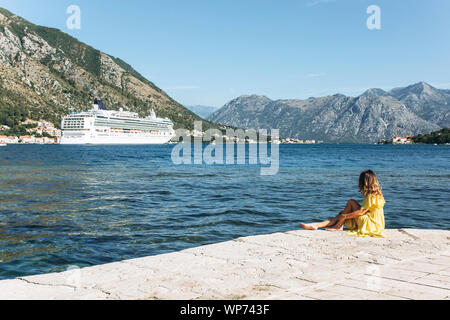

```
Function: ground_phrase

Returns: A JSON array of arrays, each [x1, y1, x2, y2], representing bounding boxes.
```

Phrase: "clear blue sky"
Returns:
[[1, 0, 449, 107]]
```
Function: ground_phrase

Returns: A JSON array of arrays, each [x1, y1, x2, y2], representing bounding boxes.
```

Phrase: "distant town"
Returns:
[[0, 120, 61, 145], [378, 129, 450, 145], [187, 129, 319, 144], [380, 135, 414, 145]]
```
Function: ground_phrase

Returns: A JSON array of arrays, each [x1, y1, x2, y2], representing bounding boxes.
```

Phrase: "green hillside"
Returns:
[[0, 7, 220, 134], [411, 128, 450, 145]]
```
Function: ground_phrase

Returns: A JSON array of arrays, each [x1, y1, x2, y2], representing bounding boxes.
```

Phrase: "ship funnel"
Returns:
[[94, 98, 108, 110]]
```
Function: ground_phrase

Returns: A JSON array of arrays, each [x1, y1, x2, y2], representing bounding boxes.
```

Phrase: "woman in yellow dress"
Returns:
[[300, 170, 386, 237]]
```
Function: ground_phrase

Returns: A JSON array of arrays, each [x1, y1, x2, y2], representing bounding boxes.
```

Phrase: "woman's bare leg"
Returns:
[[301, 216, 340, 230], [326, 199, 361, 231], [301, 199, 360, 230]]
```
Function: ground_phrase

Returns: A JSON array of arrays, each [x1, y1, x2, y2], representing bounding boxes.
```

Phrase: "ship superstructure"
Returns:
[[60, 100, 175, 145]]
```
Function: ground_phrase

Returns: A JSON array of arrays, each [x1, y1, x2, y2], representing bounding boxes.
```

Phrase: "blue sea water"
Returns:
[[0, 144, 449, 279]]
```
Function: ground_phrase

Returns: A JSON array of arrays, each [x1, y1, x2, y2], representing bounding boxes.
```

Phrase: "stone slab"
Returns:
[[0, 229, 449, 300]]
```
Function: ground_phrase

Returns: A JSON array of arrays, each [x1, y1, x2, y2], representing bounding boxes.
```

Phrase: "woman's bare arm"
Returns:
[[342, 208, 369, 220]]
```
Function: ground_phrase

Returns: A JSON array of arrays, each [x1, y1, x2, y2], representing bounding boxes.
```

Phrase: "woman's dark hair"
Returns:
[[359, 170, 382, 196]]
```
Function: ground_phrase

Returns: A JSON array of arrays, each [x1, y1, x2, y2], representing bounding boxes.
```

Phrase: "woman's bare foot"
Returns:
[[325, 223, 344, 231], [326, 226, 344, 231], [300, 223, 319, 230]]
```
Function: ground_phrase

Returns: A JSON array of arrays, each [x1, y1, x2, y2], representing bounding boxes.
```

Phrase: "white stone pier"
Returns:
[[0, 229, 449, 300]]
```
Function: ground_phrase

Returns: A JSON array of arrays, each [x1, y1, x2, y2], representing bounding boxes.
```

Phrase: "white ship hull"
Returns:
[[60, 101, 175, 145], [60, 133, 173, 145]]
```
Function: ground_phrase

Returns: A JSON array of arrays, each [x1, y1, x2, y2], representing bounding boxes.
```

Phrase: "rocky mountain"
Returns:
[[208, 83, 449, 143], [389, 82, 450, 128], [185, 105, 219, 119], [0, 8, 215, 130]]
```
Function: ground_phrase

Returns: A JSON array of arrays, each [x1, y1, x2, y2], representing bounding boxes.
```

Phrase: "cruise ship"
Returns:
[[60, 99, 175, 145]]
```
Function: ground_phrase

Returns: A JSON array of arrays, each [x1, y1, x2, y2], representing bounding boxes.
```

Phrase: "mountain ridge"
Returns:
[[184, 105, 219, 119], [208, 82, 449, 143]]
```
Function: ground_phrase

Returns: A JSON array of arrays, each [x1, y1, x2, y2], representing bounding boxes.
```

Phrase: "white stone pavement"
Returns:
[[0, 229, 449, 300]]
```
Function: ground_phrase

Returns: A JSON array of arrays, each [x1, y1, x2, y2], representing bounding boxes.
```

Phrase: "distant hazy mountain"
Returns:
[[185, 105, 219, 119], [208, 82, 449, 143]]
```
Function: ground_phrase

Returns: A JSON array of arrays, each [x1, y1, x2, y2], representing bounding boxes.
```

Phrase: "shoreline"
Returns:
[[1, 228, 449, 300], [2, 142, 450, 146]]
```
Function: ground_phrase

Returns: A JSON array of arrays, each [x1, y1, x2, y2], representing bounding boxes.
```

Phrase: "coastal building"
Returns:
[[392, 136, 412, 144], [42, 126, 61, 137], [44, 137, 57, 144], [7, 136, 18, 144], [19, 136, 36, 144], [0, 135, 58, 145], [23, 119, 37, 126], [280, 138, 317, 144], [34, 137, 45, 144], [0, 136, 19, 144], [20, 119, 61, 139], [191, 130, 203, 137], [31, 123, 61, 137]]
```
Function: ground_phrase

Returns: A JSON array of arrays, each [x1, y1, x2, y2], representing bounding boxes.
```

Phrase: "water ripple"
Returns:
[[0, 144, 449, 279]]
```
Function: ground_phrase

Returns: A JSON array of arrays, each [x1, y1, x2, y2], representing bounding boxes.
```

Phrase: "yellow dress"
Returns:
[[345, 193, 386, 237]]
